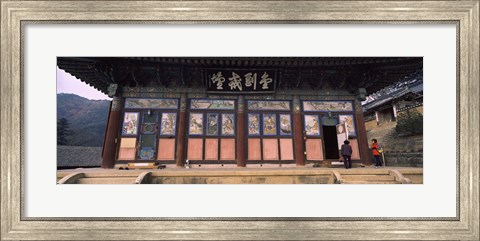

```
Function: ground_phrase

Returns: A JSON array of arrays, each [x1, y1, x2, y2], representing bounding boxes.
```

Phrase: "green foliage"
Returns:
[[395, 109, 423, 136], [57, 117, 74, 145]]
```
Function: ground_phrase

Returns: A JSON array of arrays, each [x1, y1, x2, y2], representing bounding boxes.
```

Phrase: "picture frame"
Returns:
[[1, 1, 478, 241]]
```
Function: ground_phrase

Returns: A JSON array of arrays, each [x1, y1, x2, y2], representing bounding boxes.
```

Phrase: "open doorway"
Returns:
[[322, 125, 339, 159]]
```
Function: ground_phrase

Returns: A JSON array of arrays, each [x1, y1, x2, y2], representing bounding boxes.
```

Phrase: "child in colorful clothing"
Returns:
[[371, 139, 383, 168]]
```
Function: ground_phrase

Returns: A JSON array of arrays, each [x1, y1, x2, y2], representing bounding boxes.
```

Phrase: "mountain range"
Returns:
[[57, 93, 110, 147]]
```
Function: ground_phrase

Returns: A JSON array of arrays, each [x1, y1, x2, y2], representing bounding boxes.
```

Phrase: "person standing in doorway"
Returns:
[[341, 140, 353, 169], [371, 139, 383, 168]]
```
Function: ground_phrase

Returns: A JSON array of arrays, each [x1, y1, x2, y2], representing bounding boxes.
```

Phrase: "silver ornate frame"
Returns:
[[1, 1, 478, 240]]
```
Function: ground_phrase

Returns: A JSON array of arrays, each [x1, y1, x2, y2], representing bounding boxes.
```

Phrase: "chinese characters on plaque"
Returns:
[[206, 69, 277, 93]]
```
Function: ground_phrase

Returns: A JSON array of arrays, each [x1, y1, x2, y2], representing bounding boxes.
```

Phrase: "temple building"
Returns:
[[57, 57, 423, 169], [363, 70, 423, 128]]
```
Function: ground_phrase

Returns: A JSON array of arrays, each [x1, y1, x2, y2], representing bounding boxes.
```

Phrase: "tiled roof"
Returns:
[[362, 71, 423, 112], [57, 145, 102, 167], [57, 57, 423, 95], [363, 87, 412, 111]]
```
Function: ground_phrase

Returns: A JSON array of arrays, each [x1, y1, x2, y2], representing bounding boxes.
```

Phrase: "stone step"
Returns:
[[336, 169, 390, 175], [342, 180, 400, 184], [342, 175, 395, 181], [77, 178, 136, 184]]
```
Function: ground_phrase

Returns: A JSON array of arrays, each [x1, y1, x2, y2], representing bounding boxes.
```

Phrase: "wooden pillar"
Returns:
[[175, 93, 188, 167], [354, 99, 372, 165], [292, 96, 305, 166], [236, 95, 246, 167], [101, 97, 122, 169]]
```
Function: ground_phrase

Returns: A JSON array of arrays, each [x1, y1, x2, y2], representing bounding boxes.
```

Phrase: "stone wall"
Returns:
[[365, 119, 377, 132], [152, 174, 334, 184], [384, 152, 423, 167], [398, 105, 423, 115]]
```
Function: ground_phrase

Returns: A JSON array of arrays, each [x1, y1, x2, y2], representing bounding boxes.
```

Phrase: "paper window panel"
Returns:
[[305, 139, 324, 160], [157, 139, 175, 160], [187, 138, 203, 160], [262, 138, 279, 160], [204, 138, 219, 160], [120, 138, 136, 148], [220, 139, 235, 160], [279, 138, 294, 160], [247, 138, 261, 160], [118, 148, 136, 160]]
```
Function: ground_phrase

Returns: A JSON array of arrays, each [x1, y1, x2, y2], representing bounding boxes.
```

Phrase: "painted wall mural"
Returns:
[[248, 114, 260, 135], [303, 101, 353, 112], [138, 148, 155, 160], [141, 113, 158, 134], [263, 114, 277, 135], [247, 100, 290, 111], [141, 123, 157, 134], [221, 113, 235, 135], [124, 98, 178, 109], [160, 113, 177, 135], [279, 114, 292, 135], [189, 113, 204, 135], [304, 114, 321, 136], [338, 114, 357, 136], [206, 113, 219, 135], [122, 112, 139, 135], [190, 99, 235, 110]]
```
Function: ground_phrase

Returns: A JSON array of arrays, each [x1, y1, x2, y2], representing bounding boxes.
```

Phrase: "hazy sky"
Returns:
[[56, 67, 111, 100]]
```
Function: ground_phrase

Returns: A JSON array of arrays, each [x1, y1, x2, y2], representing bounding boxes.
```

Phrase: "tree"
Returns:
[[395, 109, 423, 136], [57, 117, 74, 145]]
